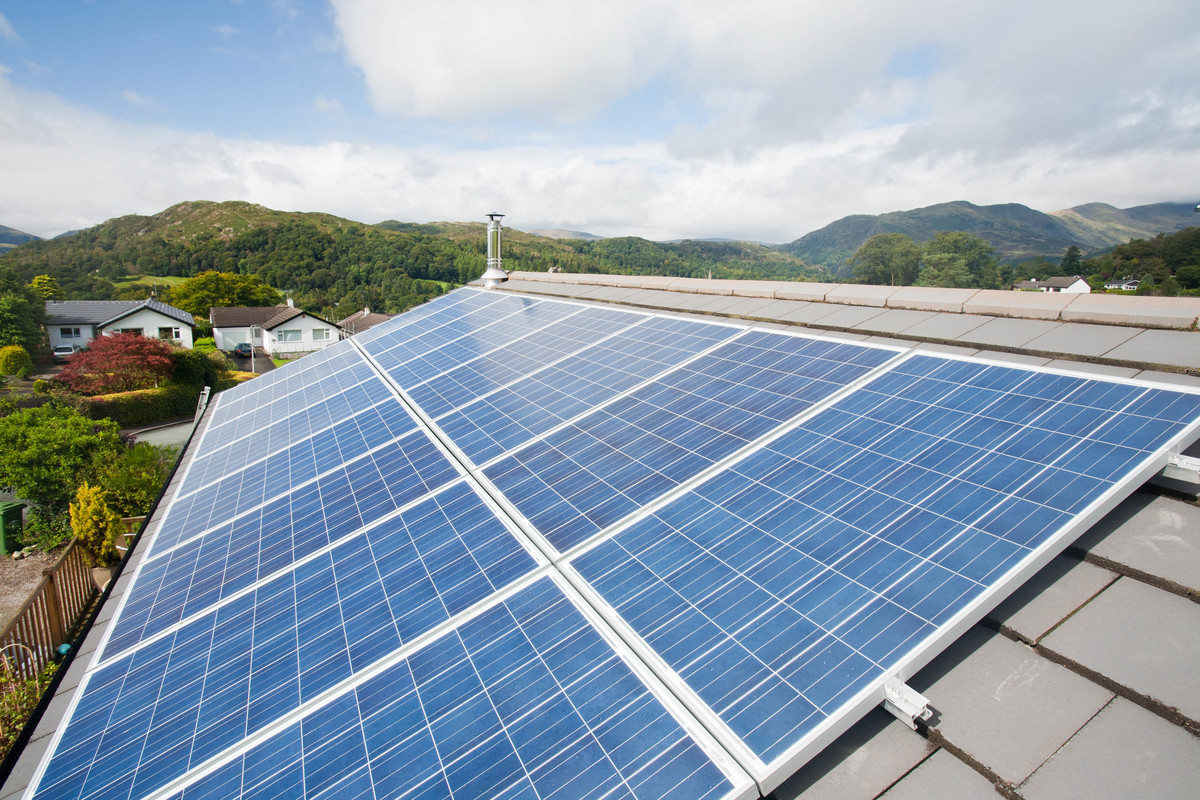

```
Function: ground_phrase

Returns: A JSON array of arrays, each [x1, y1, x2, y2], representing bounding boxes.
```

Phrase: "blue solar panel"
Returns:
[[434, 315, 745, 465], [405, 305, 647, 416], [162, 577, 744, 800], [569, 353, 1200, 774], [103, 429, 461, 658], [487, 331, 896, 553], [36, 484, 545, 800]]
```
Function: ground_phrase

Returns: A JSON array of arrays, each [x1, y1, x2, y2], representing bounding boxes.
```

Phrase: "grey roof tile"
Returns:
[[955, 316, 1063, 348], [1103, 329, 1200, 370], [1072, 491, 1200, 598], [1040, 576, 1200, 724], [1020, 698, 1200, 800], [772, 710, 931, 800], [912, 628, 1113, 784], [987, 557, 1119, 644], [1020, 321, 1142, 358], [878, 749, 997, 800]]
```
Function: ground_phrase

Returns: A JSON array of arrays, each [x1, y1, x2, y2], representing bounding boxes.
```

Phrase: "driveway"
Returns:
[[230, 347, 276, 373]]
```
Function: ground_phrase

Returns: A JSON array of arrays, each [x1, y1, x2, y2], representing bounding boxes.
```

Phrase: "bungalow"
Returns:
[[1104, 278, 1140, 291], [210, 301, 340, 356], [44, 298, 196, 350], [1010, 274, 1091, 293]]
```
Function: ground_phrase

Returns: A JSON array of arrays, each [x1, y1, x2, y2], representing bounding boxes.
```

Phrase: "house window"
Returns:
[[277, 329, 302, 342], [60, 327, 81, 340], [158, 327, 181, 340], [114, 328, 143, 336], [312, 328, 330, 342]]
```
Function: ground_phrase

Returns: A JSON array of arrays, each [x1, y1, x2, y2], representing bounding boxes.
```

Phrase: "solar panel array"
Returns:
[[25, 288, 1200, 800]]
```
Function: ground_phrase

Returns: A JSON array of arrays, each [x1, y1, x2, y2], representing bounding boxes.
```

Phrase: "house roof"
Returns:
[[1011, 275, 1088, 290], [339, 308, 392, 335], [209, 305, 339, 331], [5, 274, 1199, 800], [43, 298, 195, 328]]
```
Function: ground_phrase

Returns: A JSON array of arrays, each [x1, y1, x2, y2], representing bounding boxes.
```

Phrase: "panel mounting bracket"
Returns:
[[1160, 453, 1200, 486], [883, 679, 933, 730]]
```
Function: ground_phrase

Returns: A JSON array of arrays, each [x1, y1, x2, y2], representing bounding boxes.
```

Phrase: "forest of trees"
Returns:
[[0, 206, 825, 320]]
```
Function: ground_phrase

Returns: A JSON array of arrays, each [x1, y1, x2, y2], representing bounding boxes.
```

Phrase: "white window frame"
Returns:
[[159, 326, 181, 340], [60, 327, 81, 340], [312, 328, 330, 342], [277, 329, 302, 342]]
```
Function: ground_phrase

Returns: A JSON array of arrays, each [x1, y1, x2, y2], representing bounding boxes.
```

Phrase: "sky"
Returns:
[[0, 0, 1198, 243]]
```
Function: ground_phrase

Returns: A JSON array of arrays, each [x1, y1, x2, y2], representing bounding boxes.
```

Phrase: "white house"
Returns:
[[44, 298, 196, 350], [210, 302, 340, 356], [1104, 278, 1140, 291], [1010, 275, 1091, 293]]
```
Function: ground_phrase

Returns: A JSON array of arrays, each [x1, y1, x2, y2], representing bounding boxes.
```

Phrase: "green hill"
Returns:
[[783, 200, 1197, 276], [0, 224, 40, 253], [0, 201, 824, 319]]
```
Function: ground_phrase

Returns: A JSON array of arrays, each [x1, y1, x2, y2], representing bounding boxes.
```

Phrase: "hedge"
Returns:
[[75, 384, 202, 428]]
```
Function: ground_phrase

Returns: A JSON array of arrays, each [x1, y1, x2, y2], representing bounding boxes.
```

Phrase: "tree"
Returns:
[[921, 232, 1001, 288], [165, 270, 283, 318], [55, 333, 175, 395], [70, 482, 124, 567], [849, 233, 921, 286], [28, 275, 65, 301], [916, 252, 975, 288], [0, 402, 123, 515], [1060, 245, 1082, 274]]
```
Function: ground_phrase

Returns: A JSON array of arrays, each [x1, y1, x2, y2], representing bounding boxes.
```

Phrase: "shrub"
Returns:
[[169, 348, 220, 387], [94, 442, 176, 518], [193, 337, 217, 352], [75, 385, 201, 428], [69, 482, 123, 567], [0, 402, 123, 516], [14, 366, 30, 381], [32, 379, 48, 394], [23, 509, 71, 551], [0, 659, 57, 761], [0, 346, 32, 376]]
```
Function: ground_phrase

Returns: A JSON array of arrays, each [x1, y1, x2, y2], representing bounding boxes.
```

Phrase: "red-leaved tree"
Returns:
[[55, 333, 176, 395]]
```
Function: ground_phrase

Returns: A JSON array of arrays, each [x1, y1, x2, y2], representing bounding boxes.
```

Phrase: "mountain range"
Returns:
[[3, 199, 1196, 281], [780, 201, 1197, 275], [0, 224, 40, 253]]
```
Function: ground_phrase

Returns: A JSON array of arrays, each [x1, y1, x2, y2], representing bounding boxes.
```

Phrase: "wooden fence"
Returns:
[[0, 516, 145, 682], [0, 541, 95, 682]]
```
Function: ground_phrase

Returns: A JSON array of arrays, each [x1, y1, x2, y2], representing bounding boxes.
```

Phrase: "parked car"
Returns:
[[52, 344, 77, 363], [231, 343, 254, 358]]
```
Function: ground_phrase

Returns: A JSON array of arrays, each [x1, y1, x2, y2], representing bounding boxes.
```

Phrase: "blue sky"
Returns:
[[1, 0, 1198, 241]]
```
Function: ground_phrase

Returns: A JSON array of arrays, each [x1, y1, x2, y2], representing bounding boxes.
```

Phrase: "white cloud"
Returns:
[[0, 12, 18, 42], [214, 24, 241, 38]]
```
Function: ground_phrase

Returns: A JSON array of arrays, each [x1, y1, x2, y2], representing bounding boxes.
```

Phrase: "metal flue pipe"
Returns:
[[481, 213, 508, 287]]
